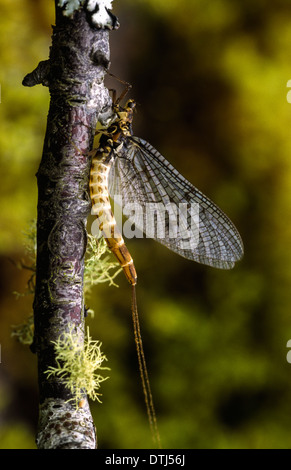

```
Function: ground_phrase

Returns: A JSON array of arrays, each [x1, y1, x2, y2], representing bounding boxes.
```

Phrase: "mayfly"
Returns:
[[89, 100, 243, 283], [89, 93, 244, 448]]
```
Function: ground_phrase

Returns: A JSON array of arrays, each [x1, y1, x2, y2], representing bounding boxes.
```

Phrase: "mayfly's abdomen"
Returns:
[[90, 156, 137, 286]]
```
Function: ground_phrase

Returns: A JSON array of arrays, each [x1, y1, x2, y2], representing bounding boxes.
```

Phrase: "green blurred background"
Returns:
[[1, 0, 291, 449]]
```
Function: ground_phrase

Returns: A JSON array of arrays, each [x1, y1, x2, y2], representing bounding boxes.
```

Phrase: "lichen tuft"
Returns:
[[84, 234, 122, 294], [45, 325, 110, 407]]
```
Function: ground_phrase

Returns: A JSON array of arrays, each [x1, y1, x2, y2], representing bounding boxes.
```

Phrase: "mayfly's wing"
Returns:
[[108, 136, 244, 269]]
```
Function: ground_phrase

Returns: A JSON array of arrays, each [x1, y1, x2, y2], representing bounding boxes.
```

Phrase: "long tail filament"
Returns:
[[131, 285, 161, 448]]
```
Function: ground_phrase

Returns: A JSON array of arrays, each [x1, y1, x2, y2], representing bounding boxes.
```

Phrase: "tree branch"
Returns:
[[23, 0, 118, 449]]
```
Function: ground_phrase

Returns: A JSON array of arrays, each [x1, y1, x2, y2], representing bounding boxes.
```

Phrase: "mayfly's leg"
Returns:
[[107, 72, 132, 105], [114, 82, 132, 105]]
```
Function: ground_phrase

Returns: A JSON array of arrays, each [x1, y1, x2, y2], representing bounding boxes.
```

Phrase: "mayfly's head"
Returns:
[[116, 99, 136, 117], [125, 99, 136, 111], [114, 99, 136, 137]]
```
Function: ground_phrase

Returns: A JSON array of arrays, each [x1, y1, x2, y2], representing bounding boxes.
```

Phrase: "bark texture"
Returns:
[[23, 1, 117, 449]]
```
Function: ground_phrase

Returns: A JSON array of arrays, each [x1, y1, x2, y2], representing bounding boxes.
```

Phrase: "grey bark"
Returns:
[[23, 1, 118, 449]]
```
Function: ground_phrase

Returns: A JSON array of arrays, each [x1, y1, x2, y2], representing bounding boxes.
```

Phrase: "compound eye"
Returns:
[[127, 99, 136, 109]]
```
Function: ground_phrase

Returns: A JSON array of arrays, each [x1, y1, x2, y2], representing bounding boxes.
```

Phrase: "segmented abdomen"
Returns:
[[90, 153, 137, 286]]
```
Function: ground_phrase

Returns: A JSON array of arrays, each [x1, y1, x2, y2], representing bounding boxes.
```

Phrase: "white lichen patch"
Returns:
[[87, 0, 114, 28], [87, 0, 113, 12], [58, 0, 116, 28], [58, 0, 83, 17], [87, 80, 109, 110]]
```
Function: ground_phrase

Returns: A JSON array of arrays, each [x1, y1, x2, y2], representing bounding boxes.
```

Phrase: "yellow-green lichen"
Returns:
[[11, 314, 34, 345], [11, 221, 36, 345], [45, 325, 109, 407], [13, 220, 36, 298], [84, 234, 122, 294], [12, 222, 121, 339]]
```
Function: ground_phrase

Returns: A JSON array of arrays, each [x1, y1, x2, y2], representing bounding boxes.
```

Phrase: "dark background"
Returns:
[[1, 0, 291, 448]]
